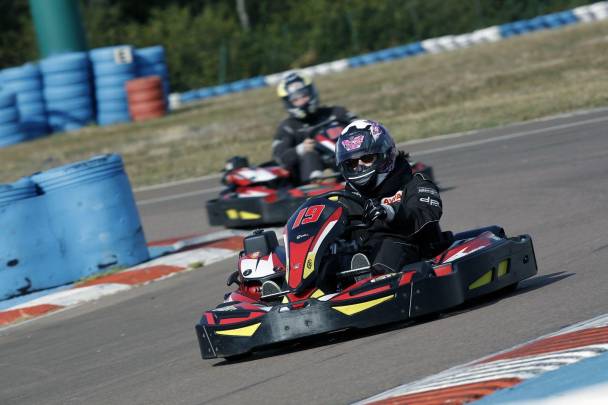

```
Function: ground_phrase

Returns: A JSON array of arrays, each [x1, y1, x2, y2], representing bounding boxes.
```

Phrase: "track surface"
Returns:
[[2, 109, 608, 404]]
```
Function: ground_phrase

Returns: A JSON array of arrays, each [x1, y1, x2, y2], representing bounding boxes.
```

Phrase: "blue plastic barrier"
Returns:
[[17, 90, 45, 104], [41, 52, 94, 133], [0, 91, 27, 147], [557, 10, 578, 25], [97, 100, 129, 113], [0, 64, 48, 139], [43, 84, 91, 99], [0, 106, 19, 123], [39, 53, 89, 73], [45, 95, 92, 110], [196, 88, 215, 99], [42, 70, 90, 86], [31, 154, 149, 279], [180, 90, 199, 103], [90, 45, 136, 125], [527, 17, 546, 31], [135, 45, 166, 64], [542, 14, 563, 28], [97, 112, 131, 126], [0, 92, 14, 109], [248, 76, 267, 89], [0, 178, 68, 300], [213, 84, 232, 96], [93, 61, 137, 76]]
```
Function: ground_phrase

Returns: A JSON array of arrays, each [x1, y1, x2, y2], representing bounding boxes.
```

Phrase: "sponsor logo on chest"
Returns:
[[381, 190, 402, 205]]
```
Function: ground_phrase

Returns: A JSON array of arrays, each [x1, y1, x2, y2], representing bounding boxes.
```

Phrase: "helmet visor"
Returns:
[[343, 153, 379, 172], [287, 87, 311, 107]]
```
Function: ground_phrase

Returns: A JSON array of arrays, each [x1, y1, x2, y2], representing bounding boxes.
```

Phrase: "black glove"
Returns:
[[363, 199, 387, 224]]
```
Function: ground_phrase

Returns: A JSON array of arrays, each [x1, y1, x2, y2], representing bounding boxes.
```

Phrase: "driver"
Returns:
[[272, 72, 356, 184], [336, 119, 443, 274]]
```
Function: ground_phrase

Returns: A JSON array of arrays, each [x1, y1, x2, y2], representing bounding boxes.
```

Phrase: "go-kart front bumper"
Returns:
[[196, 234, 537, 359]]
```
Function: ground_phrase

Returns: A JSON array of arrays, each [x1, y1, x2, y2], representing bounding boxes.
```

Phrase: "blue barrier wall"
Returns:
[[90, 45, 137, 125], [40, 52, 95, 132], [0, 178, 68, 300], [0, 91, 27, 148], [31, 154, 149, 279], [0, 63, 48, 139]]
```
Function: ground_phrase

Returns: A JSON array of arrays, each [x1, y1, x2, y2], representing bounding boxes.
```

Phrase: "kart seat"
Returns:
[[244, 229, 279, 256]]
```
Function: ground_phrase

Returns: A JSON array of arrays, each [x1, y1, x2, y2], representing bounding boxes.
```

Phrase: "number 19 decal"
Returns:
[[292, 205, 325, 229]]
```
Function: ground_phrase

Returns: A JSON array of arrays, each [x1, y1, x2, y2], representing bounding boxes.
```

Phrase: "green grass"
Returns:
[[2, 20, 608, 187]]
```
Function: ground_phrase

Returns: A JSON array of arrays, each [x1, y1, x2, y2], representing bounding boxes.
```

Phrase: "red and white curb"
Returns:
[[0, 229, 280, 327], [356, 313, 608, 404]]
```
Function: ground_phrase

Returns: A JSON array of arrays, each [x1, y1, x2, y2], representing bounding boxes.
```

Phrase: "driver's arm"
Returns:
[[390, 174, 442, 238], [272, 124, 299, 167]]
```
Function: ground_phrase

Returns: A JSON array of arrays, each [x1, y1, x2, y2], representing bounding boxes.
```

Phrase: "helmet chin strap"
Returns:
[[348, 170, 389, 194], [348, 169, 376, 182]]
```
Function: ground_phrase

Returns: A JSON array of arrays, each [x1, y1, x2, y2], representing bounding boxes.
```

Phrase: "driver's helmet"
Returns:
[[276, 72, 319, 119], [336, 119, 397, 192]]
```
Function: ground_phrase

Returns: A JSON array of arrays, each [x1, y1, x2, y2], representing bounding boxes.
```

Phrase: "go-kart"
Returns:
[[206, 123, 435, 228], [195, 191, 538, 360]]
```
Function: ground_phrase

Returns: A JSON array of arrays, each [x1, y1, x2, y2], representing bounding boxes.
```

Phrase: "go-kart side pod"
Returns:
[[195, 233, 537, 359]]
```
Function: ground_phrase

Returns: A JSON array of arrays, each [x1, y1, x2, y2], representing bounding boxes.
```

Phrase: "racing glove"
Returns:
[[363, 199, 395, 224]]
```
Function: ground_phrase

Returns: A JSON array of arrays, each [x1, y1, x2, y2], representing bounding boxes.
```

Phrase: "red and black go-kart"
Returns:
[[195, 191, 538, 360], [205, 118, 434, 229]]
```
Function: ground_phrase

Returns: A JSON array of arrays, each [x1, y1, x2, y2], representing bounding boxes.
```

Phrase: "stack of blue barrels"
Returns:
[[90, 45, 137, 125], [0, 153, 150, 299], [31, 153, 149, 279], [40, 52, 95, 132], [0, 63, 48, 139], [0, 178, 66, 300], [135, 46, 171, 102], [0, 91, 27, 147]]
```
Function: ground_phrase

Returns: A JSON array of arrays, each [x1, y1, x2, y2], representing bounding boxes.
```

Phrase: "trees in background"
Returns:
[[0, 0, 592, 91]]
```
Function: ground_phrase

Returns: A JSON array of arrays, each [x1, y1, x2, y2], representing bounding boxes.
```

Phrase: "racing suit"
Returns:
[[348, 153, 443, 273], [272, 106, 356, 183]]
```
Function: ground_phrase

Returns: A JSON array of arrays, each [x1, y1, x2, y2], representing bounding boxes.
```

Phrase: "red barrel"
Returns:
[[125, 76, 166, 121]]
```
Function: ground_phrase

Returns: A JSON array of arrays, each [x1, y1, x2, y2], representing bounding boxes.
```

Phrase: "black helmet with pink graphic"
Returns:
[[335, 119, 396, 191]]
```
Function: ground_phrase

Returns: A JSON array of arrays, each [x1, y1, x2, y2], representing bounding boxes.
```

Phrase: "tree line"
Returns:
[[0, 0, 591, 92]]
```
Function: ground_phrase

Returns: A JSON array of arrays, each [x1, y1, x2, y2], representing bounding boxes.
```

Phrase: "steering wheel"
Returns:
[[318, 190, 371, 231]]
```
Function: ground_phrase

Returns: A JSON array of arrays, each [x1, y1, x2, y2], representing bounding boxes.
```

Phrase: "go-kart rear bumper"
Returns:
[[206, 196, 304, 228]]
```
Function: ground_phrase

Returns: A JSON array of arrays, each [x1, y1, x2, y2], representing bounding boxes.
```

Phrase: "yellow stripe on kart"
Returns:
[[225, 209, 261, 220], [239, 211, 261, 220], [303, 252, 316, 279], [215, 322, 261, 337], [310, 289, 325, 299], [469, 270, 492, 290], [333, 295, 394, 316], [497, 260, 509, 278]]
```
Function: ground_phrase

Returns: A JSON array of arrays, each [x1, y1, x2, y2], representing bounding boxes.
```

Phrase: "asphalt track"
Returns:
[[2, 108, 608, 404]]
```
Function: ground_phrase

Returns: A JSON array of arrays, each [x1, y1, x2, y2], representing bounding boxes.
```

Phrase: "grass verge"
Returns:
[[2, 20, 608, 187]]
